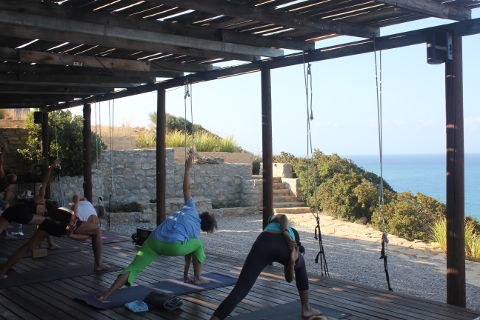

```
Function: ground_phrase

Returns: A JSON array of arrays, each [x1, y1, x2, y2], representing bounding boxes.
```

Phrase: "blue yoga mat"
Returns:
[[75, 272, 237, 309]]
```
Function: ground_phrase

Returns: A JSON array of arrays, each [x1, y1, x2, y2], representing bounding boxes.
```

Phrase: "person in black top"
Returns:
[[0, 204, 111, 279], [0, 160, 59, 248]]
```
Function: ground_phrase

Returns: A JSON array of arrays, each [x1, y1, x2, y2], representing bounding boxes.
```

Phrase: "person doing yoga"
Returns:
[[210, 214, 325, 320], [0, 159, 60, 249], [97, 151, 217, 302]]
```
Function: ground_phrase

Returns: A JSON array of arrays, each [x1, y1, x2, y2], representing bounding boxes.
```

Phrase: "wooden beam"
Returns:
[[0, 0, 313, 51], [19, 50, 151, 72], [445, 33, 466, 307], [46, 18, 480, 110], [150, 0, 378, 38], [0, 10, 282, 60], [379, 0, 471, 21], [261, 66, 273, 229], [0, 85, 109, 95], [0, 73, 155, 87], [0, 60, 182, 78], [156, 89, 166, 225], [83, 103, 93, 202]]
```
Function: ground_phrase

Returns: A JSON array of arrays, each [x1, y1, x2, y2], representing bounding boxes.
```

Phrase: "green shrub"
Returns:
[[136, 132, 156, 148], [431, 217, 480, 262], [252, 160, 261, 175], [373, 192, 445, 241], [108, 201, 143, 212], [18, 110, 105, 176]]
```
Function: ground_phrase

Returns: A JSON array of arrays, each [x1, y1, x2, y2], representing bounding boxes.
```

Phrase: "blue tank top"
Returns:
[[264, 222, 296, 241]]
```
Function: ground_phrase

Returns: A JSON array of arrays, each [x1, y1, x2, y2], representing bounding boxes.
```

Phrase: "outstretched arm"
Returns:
[[183, 151, 194, 202], [39, 159, 59, 199]]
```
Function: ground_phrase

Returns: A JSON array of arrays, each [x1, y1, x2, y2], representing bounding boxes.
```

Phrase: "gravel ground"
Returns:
[[105, 214, 480, 312]]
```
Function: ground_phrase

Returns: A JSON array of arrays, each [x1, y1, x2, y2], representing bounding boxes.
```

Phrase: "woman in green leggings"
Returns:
[[98, 152, 217, 302]]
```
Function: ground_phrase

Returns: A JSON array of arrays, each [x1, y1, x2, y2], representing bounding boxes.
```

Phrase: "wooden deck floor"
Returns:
[[0, 230, 478, 320]]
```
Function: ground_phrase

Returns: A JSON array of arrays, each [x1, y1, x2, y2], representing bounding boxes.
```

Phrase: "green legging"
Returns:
[[123, 236, 206, 285]]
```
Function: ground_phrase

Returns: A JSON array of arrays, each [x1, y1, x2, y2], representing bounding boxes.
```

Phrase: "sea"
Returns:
[[345, 154, 480, 220]]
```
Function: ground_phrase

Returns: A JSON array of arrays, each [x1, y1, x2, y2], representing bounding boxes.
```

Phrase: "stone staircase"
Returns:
[[272, 177, 310, 214]]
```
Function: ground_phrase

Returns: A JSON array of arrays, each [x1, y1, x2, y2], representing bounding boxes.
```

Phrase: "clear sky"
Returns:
[[71, 11, 479, 157]]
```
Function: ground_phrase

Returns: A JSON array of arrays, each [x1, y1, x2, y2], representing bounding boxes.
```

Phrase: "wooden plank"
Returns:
[[0, 85, 109, 95], [379, 0, 470, 21], [0, 10, 281, 60], [19, 50, 151, 72], [150, 0, 378, 38], [0, 0, 313, 51], [47, 17, 480, 110], [0, 57, 182, 78]]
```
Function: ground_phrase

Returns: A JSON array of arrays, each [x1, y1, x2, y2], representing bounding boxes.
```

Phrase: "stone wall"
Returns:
[[50, 148, 256, 211], [0, 128, 30, 174], [173, 147, 256, 164]]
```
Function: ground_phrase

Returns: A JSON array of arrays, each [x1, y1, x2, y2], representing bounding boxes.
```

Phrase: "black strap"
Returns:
[[314, 215, 329, 277], [379, 233, 393, 291]]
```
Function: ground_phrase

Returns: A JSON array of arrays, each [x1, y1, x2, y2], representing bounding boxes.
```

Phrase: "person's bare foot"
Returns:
[[48, 244, 60, 250], [302, 307, 324, 319], [193, 276, 211, 285], [95, 293, 109, 302], [94, 264, 111, 272]]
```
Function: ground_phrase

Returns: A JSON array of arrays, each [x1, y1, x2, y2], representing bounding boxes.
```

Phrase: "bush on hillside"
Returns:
[[18, 110, 105, 177], [373, 192, 445, 241], [149, 112, 209, 135]]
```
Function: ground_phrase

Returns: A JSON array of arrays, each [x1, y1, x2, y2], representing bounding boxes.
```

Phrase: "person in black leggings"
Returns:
[[210, 214, 324, 320]]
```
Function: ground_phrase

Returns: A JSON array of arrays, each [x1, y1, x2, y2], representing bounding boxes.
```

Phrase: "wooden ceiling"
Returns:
[[0, 0, 478, 109]]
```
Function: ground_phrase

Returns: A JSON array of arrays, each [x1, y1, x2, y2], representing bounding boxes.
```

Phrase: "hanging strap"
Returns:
[[303, 53, 329, 277], [373, 38, 393, 291]]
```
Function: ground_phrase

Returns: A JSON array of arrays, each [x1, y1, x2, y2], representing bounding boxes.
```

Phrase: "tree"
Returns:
[[18, 110, 106, 177]]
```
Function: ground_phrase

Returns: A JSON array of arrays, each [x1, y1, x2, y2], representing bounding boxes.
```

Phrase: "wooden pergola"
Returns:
[[0, 0, 479, 309]]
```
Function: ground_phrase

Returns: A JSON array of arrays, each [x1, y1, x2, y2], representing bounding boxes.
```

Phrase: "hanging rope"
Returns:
[[373, 38, 393, 291], [303, 53, 329, 277], [107, 99, 115, 231]]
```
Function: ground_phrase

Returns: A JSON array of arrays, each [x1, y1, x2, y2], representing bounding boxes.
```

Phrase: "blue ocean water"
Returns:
[[346, 154, 480, 220]]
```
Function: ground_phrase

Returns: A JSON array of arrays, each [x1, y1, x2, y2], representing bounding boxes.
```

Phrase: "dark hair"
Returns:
[[45, 200, 59, 214], [200, 212, 217, 233]]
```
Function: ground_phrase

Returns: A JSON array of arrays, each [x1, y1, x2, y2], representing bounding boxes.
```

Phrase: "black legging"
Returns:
[[213, 231, 309, 319]]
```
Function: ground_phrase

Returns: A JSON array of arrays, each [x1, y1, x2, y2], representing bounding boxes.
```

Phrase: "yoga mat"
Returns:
[[0, 245, 86, 259], [75, 272, 237, 309], [83, 232, 131, 244], [0, 264, 121, 289], [228, 302, 350, 320]]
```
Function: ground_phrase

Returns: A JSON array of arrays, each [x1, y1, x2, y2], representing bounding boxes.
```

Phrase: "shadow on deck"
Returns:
[[0, 229, 478, 320]]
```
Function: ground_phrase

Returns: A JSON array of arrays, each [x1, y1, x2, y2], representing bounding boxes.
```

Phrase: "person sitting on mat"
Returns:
[[210, 214, 324, 320], [97, 150, 217, 302], [0, 202, 111, 279], [0, 159, 60, 249]]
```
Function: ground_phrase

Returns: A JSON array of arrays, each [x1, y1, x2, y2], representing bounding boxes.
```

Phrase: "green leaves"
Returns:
[[18, 110, 106, 177]]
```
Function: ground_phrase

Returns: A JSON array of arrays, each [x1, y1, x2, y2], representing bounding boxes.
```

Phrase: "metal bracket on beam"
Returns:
[[427, 32, 453, 64]]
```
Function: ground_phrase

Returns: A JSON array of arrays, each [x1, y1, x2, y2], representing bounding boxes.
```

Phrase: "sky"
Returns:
[[71, 11, 480, 157]]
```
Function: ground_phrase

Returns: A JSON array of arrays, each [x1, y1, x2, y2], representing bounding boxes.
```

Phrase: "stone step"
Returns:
[[272, 177, 282, 183], [273, 189, 290, 195], [273, 201, 306, 208], [274, 207, 311, 214], [273, 182, 287, 189], [273, 195, 300, 202]]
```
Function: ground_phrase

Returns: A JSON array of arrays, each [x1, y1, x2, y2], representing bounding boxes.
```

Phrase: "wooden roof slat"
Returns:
[[377, 0, 471, 21], [149, 0, 379, 37], [0, 85, 112, 95], [0, 9, 282, 60]]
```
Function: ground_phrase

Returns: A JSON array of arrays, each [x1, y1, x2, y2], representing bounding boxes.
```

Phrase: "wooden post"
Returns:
[[156, 89, 166, 225], [261, 67, 273, 228], [40, 111, 50, 198], [83, 103, 93, 202], [445, 33, 466, 307]]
